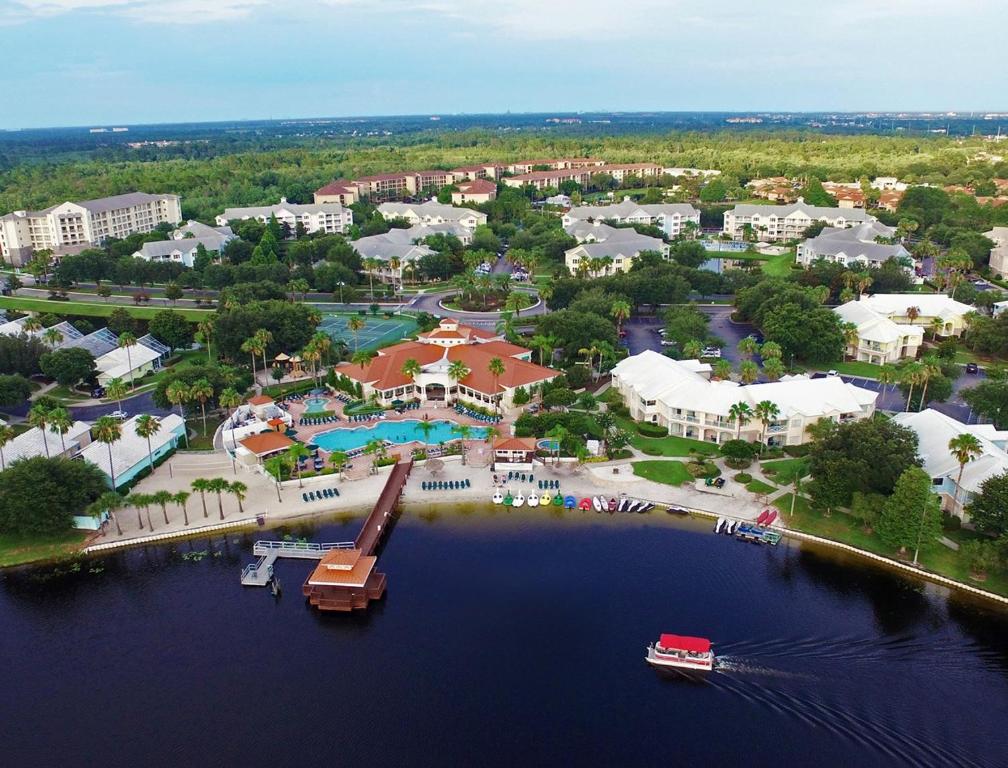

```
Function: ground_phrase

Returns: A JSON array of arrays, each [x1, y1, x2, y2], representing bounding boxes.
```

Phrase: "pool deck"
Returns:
[[286, 396, 506, 457]]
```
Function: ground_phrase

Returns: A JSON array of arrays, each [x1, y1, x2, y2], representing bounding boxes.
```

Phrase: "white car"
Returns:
[[701, 347, 722, 359], [826, 370, 839, 377], [660, 339, 676, 347], [109, 410, 128, 420]]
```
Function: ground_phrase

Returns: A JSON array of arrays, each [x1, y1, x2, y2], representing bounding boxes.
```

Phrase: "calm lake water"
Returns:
[[3, 508, 1007, 767]]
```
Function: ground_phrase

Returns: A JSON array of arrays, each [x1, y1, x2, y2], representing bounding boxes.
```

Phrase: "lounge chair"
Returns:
[[302, 493, 308, 502]]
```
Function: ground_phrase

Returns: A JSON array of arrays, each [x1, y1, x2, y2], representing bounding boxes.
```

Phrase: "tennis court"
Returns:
[[317, 312, 418, 351]]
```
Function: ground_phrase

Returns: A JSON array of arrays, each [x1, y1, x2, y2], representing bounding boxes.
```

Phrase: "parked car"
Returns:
[[966, 362, 979, 374], [90, 386, 105, 398], [660, 338, 676, 347], [826, 370, 839, 377], [701, 347, 722, 359], [109, 410, 128, 420]]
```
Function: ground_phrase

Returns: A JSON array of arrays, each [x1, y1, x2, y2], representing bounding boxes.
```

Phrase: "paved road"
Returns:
[[1, 388, 171, 422], [624, 306, 756, 363]]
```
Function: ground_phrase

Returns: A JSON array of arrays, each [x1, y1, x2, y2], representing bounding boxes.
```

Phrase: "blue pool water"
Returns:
[[304, 396, 329, 413], [537, 439, 559, 451], [313, 419, 489, 452]]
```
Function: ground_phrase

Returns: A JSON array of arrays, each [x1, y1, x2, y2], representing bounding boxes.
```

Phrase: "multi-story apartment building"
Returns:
[[796, 221, 910, 269], [562, 199, 700, 239], [216, 198, 352, 235], [451, 179, 497, 204], [855, 293, 976, 338], [612, 350, 878, 447], [834, 300, 924, 364], [723, 198, 877, 242], [377, 200, 487, 229], [985, 227, 1008, 278], [0, 192, 182, 266], [313, 179, 360, 206], [134, 220, 235, 268], [502, 169, 592, 190], [564, 222, 669, 276]]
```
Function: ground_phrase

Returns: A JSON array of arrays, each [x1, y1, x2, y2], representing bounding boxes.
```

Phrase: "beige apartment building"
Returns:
[[723, 198, 876, 242], [0, 192, 182, 266]]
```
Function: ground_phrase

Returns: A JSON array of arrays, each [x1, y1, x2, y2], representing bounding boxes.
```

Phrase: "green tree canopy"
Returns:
[[0, 456, 108, 535]]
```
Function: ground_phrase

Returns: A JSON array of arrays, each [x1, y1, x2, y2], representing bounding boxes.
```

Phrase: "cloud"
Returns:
[[9, 0, 266, 23]]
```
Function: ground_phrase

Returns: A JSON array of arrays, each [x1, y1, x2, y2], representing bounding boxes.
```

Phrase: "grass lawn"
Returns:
[[774, 494, 1008, 597], [761, 252, 796, 277], [746, 478, 777, 495], [0, 295, 212, 321], [186, 415, 224, 451], [819, 360, 884, 378], [46, 384, 90, 402], [760, 457, 811, 485], [617, 417, 720, 457], [0, 530, 89, 567], [631, 460, 692, 486]]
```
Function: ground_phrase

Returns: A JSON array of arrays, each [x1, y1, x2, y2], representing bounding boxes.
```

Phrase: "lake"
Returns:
[[2, 508, 1006, 767]]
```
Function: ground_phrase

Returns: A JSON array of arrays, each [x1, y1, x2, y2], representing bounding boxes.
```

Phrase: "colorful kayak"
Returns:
[[579, 498, 592, 511], [503, 493, 514, 506], [552, 494, 564, 506], [492, 491, 503, 505], [564, 495, 577, 509]]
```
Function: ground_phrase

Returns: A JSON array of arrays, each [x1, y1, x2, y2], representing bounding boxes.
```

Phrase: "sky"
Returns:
[[0, 0, 1004, 129]]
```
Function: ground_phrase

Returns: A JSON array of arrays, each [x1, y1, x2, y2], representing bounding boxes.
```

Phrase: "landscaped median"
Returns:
[[0, 295, 213, 321]]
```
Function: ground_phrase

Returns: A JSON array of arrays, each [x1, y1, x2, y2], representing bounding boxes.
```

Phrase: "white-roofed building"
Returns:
[[216, 198, 351, 235], [834, 300, 924, 364], [723, 198, 877, 242], [79, 413, 185, 489], [892, 408, 1008, 520], [986, 226, 1008, 278], [612, 350, 877, 446], [856, 293, 976, 338], [796, 222, 911, 269], [564, 223, 669, 276], [377, 200, 486, 229], [134, 220, 235, 268], [95, 342, 162, 386], [562, 198, 700, 239], [0, 420, 92, 465]]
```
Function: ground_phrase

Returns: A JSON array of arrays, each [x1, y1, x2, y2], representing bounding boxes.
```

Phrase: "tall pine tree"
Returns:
[[877, 467, 942, 558]]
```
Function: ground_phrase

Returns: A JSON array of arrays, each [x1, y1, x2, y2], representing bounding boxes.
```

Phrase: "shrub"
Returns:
[[783, 443, 812, 457], [636, 421, 669, 438], [725, 457, 752, 470], [720, 439, 759, 462], [941, 511, 962, 531], [686, 461, 719, 478], [641, 445, 663, 456], [607, 449, 634, 460], [733, 472, 753, 484]]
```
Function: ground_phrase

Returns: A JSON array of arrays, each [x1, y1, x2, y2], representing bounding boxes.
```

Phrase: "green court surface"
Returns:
[[317, 312, 418, 350]]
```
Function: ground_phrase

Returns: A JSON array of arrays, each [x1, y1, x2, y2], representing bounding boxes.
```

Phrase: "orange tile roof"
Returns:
[[248, 395, 274, 406], [315, 179, 357, 195], [418, 321, 497, 342], [306, 548, 376, 587], [337, 341, 444, 389], [447, 345, 556, 393], [494, 436, 537, 452], [477, 340, 532, 358], [239, 432, 294, 455], [457, 179, 497, 194]]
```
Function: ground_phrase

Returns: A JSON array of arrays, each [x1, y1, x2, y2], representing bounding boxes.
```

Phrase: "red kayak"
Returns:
[[607, 497, 618, 513], [755, 509, 771, 525], [764, 509, 778, 526], [578, 498, 592, 511]]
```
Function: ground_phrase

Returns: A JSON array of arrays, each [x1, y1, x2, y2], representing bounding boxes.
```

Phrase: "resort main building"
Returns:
[[335, 319, 558, 411]]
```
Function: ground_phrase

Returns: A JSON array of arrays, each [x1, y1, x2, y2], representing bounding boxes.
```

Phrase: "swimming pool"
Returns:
[[304, 396, 329, 413], [537, 439, 559, 452], [313, 419, 489, 452]]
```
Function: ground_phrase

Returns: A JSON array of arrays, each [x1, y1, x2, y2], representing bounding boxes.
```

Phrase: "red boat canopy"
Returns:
[[659, 634, 711, 653]]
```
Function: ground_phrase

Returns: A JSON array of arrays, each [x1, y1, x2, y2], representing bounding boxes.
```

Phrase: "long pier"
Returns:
[[240, 540, 355, 586]]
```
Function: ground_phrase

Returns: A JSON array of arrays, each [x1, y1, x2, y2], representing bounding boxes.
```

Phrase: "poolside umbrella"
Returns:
[[426, 458, 444, 475], [391, 399, 405, 406]]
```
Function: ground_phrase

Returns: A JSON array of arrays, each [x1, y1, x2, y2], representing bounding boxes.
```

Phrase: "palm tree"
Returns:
[[28, 404, 52, 458], [739, 360, 759, 384], [173, 491, 191, 527], [762, 357, 784, 381], [546, 423, 568, 466], [487, 357, 505, 414], [900, 362, 922, 412], [219, 387, 242, 449], [388, 256, 402, 291], [134, 414, 161, 471], [856, 272, 873, 299], [329, 450, 348, 480], [351, 349, 376, 372], [189, 378, 213, 435], [754, 400, 780, 454], [505, 291, 531, 318], [130, 492, 154, 531], [578, 343, 600, 381], [165, 380, 190, 449], [916, 355, 942, 409], [286, 443, 310, 488], [905, 305, 921, 324], [311, 331, 332, 374], [610, 299, 631, 337], [347, 316, 366, 352], [302, 340, 321, 387], [878, 363, 897, 396], [737, 336, 759, 360], [0, 424, 15, 471], [207, 477, 229, 521], [106, 377, 127, 414], [241, 336, 262, 384], [495, 311, 517, 342], [89, 490, 123, 536], [152, 489, 173, 526], [683, 340, 703, 360], [93, 415, 122, 491], [401, 358, 422, 390], [363, 257, 381, 299], [530, 334, 558, 367], [191, 478, 211, 518], [840, 322, 859, 361], [417, 418, 435, 456], [254, 328, 273, 379], [448, 360, 470, 402], [229, 481, 248, 516], [453, 423, 472, 464], [729, 401, 753, 440], [117, 331, 138, 389], [23, 316, 43, 335], [48, 406, 72, 455], [713, 359, 733, 380], [929, 316, 944, 340], [43, 326, 63, 349], [948, 433, 983, 518], [197, 319, 215, 364]]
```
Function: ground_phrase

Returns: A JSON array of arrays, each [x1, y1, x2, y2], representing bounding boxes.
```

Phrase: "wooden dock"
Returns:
[[240, 540, 355, 586], [299, 458, 413, 612]]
